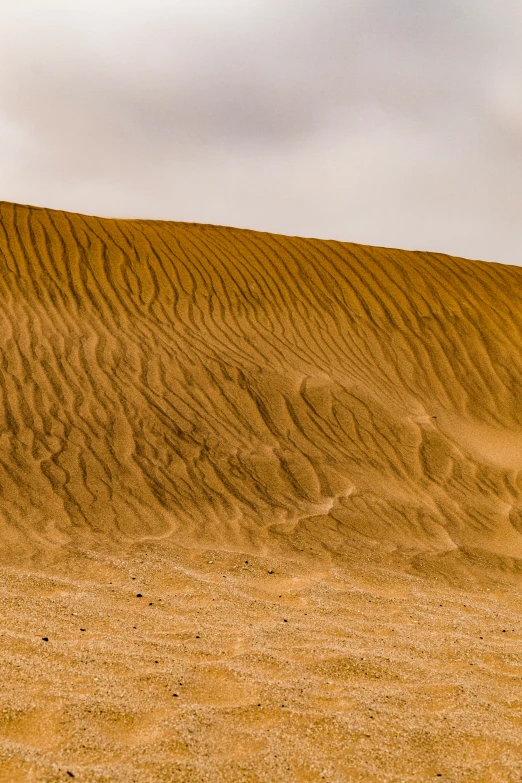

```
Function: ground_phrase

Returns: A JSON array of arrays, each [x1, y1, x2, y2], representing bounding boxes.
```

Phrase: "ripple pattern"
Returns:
[[1, 200, 522, 567]]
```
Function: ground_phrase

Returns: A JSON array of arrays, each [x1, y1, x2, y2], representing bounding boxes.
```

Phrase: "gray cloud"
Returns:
[[0, 0, 521, 265]]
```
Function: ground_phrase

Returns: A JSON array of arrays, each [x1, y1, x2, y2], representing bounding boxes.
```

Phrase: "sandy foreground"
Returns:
[[1, 548, 522, 782], [0, 201, 522, 780]]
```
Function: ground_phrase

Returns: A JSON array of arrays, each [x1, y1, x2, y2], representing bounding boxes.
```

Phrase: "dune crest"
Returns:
[[0, 200, 522, 571]]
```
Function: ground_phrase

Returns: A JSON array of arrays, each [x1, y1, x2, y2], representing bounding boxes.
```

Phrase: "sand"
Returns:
[[0, 200, 521, 781]]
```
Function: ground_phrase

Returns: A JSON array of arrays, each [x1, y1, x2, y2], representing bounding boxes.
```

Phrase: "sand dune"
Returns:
[[1, 200, 522, 781], [2, 199, 522, 567]]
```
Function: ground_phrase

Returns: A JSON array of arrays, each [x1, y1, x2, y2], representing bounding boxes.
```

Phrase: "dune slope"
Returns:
[[0, 200, 522, 569]]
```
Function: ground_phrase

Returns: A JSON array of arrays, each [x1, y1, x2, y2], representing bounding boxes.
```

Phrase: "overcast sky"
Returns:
[[1, 1, 521, 264]]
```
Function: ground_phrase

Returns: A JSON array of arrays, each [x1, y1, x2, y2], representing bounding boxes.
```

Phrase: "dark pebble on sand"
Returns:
[[42, 637, 49, 642], [136, 594, 142, 598]]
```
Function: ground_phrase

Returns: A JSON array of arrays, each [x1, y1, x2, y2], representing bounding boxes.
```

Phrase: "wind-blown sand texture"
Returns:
[[0, 200, 521, 781]]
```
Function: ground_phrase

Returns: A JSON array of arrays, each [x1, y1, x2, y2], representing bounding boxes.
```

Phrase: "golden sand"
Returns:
[[0, 201, 521, 781]]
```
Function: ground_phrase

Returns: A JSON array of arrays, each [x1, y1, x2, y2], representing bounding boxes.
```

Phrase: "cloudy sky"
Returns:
[[1, 1, 521, 264]]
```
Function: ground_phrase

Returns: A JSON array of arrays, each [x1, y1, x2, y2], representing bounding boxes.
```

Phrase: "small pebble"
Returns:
[[42, 637, 49, 642]]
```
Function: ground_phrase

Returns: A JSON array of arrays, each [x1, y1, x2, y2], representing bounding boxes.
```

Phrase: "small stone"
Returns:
[[42, 637, 49, 642], [136, 594, 143, 598]]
